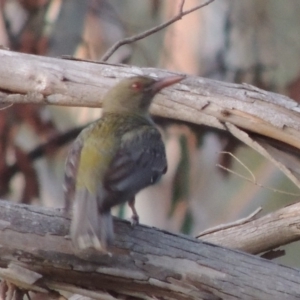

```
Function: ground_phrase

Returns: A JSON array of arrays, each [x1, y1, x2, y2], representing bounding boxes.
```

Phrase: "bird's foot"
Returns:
[[130, 214, 139, 227], [128, 197, 139, 226]]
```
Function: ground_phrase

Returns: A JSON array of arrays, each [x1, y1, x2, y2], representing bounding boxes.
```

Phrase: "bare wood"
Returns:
[[0, 200, 299, 299], [3, 49, 300, 189], [197, 207, 262, 238], [198, 202, 300, 254], [0, 49, 299, 151]]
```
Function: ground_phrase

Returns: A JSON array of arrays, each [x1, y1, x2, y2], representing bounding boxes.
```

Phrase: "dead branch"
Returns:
[[101, 0, 215, 61], [197, 202, 300, 254], [1, 49, 300, 189], [197, 207, 262, 238], [0, 49, 299, 148], [0, 200, 299, 299]]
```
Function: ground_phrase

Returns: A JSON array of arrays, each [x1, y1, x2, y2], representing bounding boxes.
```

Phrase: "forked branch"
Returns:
[[101, 0, 215, 61]]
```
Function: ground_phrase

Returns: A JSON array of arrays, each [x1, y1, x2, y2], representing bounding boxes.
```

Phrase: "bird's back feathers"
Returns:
[[103, 124, 167, 208]]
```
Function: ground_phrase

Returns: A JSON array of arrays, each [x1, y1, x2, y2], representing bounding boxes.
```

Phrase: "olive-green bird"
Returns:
[[64, 74, 185, 250]]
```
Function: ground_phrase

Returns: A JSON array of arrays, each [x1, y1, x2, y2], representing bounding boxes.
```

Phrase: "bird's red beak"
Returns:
[[151, 75, 185, 94]]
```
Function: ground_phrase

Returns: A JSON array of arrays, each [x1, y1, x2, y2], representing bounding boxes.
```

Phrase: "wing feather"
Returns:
[[104, 126, 167, 195], [64, 121, 115, 249], [63, 131, 85, 212]]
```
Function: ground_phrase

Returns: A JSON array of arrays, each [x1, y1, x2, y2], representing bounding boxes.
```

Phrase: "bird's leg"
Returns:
[[128, 197, 139, 226]]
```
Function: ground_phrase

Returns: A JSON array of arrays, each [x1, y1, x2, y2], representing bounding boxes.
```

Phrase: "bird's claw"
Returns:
[[130, 214, 139, 227]]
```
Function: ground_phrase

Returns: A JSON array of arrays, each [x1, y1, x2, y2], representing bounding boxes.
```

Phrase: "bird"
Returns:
[[64, 74, 185, 251]]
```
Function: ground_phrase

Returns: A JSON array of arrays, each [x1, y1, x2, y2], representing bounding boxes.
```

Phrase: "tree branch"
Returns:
[[197, 207, 262, 238], [2, 49, 300, 190], [0, 200, 299, 299], [198, 202, 300, 254], [1, 49, 300, 188], [0, 49, 299, 149], [101, 0, 215, 61]]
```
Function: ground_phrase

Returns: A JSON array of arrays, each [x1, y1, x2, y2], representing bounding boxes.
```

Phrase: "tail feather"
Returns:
[[70, 189, 114, 251]]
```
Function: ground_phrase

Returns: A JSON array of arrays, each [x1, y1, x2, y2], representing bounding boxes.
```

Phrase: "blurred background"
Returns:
[[1, 0, 300, 267]]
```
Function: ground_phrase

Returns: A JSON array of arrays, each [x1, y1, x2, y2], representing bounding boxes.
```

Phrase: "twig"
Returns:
[[197, 207, 262, 237], [179, 0, 185, 12], [217, 151, 300, 197], [101, 0, 215, 61], [25, 291, 32, 300], [0, 103, 13, 110]]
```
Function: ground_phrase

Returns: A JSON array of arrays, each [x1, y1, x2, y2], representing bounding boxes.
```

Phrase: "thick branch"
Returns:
[[3, 49, 300, 189], [0, 200, 299, 299], [2, 49, 300, 191], [0, 49, 299, 151]]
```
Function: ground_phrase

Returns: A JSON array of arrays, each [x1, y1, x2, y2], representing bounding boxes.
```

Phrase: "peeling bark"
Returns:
[[0, 200, 299, 299]]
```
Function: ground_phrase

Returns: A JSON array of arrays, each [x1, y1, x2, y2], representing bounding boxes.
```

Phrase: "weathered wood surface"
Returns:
[[199, 202, 300, 254], [3, 49, 300, 188], [0, 49, 299, 150], [0, 200, 299, 299]]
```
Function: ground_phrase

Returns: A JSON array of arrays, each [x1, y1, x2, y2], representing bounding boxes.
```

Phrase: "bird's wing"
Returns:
[[104, 126, 167, 197], [64, 121, 115, 250], [63, 121, 102, 212], [63, 127, 86, 212]]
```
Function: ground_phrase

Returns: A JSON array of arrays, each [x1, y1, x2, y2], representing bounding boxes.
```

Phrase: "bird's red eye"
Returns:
[[131, 82, 143, 91]]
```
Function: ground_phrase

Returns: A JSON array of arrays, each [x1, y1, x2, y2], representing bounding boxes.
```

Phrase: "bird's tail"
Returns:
[[70, 189, 114, 251]]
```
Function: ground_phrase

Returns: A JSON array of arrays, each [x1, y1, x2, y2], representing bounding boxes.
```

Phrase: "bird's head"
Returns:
[[102, 75, 185, 116]]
